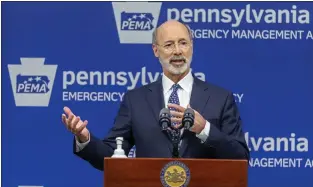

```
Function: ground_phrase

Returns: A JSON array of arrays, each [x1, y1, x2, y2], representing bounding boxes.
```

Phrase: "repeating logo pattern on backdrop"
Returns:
[[112, 2, 162, 44], [8, 58, 58, 107]]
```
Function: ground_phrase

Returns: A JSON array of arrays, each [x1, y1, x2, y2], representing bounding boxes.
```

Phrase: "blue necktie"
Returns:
[[168, 84, 181, 146], [168, 84, 181, 127]]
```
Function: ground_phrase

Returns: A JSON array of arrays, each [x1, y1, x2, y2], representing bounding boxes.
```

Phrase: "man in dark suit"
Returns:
[[61, 20, 249, 171]]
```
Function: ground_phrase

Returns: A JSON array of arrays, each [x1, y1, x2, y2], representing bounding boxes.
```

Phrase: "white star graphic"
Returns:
[[139, 14, 145, 19], [35, 76, 42, 82]]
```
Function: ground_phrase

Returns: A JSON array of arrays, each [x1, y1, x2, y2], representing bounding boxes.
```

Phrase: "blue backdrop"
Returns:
[[2, 1, 313, 187]]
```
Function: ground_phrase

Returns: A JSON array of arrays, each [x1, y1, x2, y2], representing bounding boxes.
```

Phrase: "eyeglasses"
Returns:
[[157, 40, 192, 53]]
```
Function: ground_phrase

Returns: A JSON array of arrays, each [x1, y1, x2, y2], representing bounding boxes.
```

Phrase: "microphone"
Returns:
[[159, 108, 180, 158], [182, 108, 195, 130], [159, 108, 171, 131]]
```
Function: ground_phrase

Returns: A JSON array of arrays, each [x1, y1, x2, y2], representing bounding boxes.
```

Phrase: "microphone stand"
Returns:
[[168, 128, 181, 158]]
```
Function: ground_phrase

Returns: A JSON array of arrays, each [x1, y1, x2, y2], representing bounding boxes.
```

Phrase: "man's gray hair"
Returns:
[[152, 23, 193, 45]]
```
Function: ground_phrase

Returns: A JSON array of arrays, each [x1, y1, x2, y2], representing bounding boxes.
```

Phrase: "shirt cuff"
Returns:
[[75, 134, 90, 152], [196, 120, 211, 143]]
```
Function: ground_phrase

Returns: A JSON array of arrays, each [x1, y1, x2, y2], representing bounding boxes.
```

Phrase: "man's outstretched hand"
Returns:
[[62, 106, 90, 143]]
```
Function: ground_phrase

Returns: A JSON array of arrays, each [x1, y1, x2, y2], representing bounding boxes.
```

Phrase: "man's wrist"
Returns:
[[77, 132, 89, 143], [196, 120, 211, 143]]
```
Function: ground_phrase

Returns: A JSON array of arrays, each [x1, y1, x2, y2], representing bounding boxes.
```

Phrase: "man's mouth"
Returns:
[[170, 59, 185, 65]]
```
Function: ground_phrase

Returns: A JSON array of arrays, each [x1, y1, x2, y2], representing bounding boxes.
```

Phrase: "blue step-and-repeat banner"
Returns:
[[2, 1, 313, 187]]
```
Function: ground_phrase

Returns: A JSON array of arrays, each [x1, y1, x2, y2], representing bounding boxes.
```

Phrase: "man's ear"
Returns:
[[152, 44, 159, 58]]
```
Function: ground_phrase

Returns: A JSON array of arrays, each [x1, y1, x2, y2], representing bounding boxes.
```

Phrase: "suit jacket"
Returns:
[[74, 76, 250, 171]]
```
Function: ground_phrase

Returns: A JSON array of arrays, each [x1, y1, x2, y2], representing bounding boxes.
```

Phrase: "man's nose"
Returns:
[[173, 44, 182, 55]]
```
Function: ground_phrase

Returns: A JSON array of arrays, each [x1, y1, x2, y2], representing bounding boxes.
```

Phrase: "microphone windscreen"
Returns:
[[159, 108, 170, 117], [184, 108, 194, 115]]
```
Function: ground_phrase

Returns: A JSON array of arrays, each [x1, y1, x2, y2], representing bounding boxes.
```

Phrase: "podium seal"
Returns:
[[160, 161, 190, 187]]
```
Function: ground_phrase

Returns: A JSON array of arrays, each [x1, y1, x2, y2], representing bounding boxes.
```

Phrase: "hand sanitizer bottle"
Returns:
[[111, 137, 127, 158]]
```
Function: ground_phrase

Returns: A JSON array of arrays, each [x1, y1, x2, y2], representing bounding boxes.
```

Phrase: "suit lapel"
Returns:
[[189, 76, 211, 114], [179, 76, 211, 156], [145, 78, 164, 123], [145, 78, 174, 153]]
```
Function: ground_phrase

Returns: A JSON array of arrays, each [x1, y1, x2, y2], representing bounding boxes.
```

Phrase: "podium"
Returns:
[[104, 158, 248, 187]]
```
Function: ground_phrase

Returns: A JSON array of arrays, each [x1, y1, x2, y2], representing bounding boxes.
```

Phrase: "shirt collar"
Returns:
[[162, 70, 193, 94]]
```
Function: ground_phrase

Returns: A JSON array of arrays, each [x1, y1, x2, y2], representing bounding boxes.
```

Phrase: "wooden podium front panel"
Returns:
[[104, 158, 248, 187]]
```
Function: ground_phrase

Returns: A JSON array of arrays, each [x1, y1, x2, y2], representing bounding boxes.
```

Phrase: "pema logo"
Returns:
[[8, 58, 57, 107], [112, 2, 162, 44]]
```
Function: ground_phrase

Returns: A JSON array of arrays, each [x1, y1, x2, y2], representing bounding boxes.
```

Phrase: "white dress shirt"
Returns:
[[75, 70, 211, 152]]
